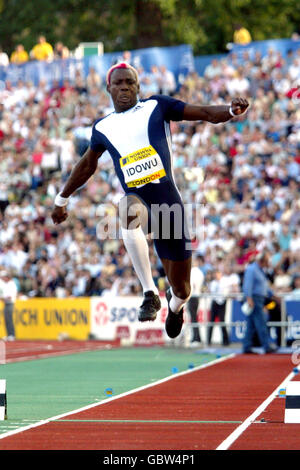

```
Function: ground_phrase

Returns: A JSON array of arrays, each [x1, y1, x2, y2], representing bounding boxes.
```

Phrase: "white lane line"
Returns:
[[0, 353, 235, 441], [216, 368, 297, 450]]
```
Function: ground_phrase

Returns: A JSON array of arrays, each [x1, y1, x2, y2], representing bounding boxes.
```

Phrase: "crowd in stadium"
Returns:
[[0, 36, 70, 65], [0, 40, 299, 301]]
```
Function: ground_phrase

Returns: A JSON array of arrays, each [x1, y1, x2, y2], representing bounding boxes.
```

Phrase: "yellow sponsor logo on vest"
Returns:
[[120, 145, 157, 168]]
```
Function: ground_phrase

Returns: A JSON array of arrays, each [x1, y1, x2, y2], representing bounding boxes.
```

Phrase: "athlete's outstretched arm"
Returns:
[[60, 147, 102, 197], [51, 146, 103, 224], [183, 97, 249, 124]]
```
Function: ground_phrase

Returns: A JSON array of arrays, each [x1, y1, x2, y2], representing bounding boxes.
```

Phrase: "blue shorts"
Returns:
[[127, 180, 192, 261]]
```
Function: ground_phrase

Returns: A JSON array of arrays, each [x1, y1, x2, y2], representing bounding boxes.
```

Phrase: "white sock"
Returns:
[[170, 287, 190, 314], [121, 226, 158, 295]]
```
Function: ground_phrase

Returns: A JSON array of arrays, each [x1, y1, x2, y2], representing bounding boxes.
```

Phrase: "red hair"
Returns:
[[106, 62, 139, 85]]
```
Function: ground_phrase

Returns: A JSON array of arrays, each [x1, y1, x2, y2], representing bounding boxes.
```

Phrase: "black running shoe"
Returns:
[[165, 288, 184, 338], [138, 291, 161, 322]]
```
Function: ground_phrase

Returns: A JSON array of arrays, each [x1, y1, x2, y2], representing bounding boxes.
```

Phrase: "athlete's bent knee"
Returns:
[[172, 281, 191, 300]]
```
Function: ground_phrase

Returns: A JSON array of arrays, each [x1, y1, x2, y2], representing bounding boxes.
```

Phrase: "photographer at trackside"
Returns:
[[242, 252, 278, 354]]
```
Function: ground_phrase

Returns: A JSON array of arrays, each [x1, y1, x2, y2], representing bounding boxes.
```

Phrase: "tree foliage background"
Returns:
[[0, 0, 299, 56]]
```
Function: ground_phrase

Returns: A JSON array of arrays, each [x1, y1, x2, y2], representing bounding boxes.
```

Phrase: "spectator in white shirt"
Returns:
[[204, 59, 222, 80], [0, 47, 9, 67], [4, 243, 28, 274], [158, 65, 176, 95], [187, 255, 205, 345], [226, 68, 250, 96], [207, 269, 230, 346], [41, 142, 59, 176], [290, 230, 300, 252], [288, 58, 300, 81]]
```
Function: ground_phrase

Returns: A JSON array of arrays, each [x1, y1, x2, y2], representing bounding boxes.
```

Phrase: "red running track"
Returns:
[[0, 354, 299, 450]]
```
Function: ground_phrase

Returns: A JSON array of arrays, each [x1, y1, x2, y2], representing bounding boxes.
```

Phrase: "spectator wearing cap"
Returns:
[[0, 270, 18, 341]]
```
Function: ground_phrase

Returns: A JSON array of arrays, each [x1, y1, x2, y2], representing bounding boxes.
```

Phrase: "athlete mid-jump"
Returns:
[[51, 62, 249, 339]]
